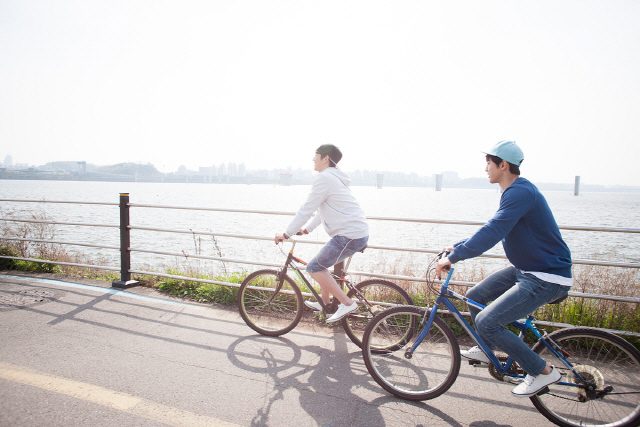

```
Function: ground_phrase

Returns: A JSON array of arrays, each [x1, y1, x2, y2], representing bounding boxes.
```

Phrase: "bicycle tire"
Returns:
[[362, 305, 461, 401], [342, 279, 414, 349], [237, 269, 303, 336], [530, 327, 640, 427]]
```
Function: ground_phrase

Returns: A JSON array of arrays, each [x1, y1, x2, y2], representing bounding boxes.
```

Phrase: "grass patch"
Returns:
[[146, 269, 245, 305]]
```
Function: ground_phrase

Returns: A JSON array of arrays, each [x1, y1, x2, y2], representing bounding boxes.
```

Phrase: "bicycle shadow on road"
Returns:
[[226, 327, 503, 427], [226, 328, 389, 427]]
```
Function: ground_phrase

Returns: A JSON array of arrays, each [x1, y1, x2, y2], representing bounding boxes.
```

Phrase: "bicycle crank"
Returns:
[[489, 356, 525, 382]]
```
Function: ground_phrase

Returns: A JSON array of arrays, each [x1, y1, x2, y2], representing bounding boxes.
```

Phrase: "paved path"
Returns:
[[0, 272, 553, 427]]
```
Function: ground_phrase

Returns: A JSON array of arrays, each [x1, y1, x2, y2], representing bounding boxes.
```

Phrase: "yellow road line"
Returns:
[[0, 361, 241, 427]]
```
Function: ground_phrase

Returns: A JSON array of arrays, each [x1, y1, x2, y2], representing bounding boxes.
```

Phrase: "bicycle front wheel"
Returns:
[[342, 279, 413, 348], [530, 327, 640, 427], [237, 269, 303, 336], [362, 306, 461, 401]]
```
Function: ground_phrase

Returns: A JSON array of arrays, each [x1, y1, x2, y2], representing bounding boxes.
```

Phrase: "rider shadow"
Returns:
[[227, 329, 387, 427], [226, 328, 477, 427]]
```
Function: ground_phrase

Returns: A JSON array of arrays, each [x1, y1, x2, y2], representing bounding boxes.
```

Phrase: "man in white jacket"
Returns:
[[275, 145, 369, 323]]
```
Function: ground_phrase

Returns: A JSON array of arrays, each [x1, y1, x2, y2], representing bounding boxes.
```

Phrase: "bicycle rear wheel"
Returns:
[[530, 327, 640, 427], [342, 279, 413, 349], [237, 269, 303, 336], [362, 306, 461, 401]]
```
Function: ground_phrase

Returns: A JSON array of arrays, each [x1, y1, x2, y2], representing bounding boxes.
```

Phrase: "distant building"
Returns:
[[198, 166, 215, 176], [4, 155, 13, 168], [279, 173, 293, 186]]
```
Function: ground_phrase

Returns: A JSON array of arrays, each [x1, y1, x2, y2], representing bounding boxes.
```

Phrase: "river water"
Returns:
[[1, 179, 638, 277]]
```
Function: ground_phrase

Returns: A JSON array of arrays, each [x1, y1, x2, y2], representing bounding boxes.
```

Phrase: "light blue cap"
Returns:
[[482, 140, 524, 167]]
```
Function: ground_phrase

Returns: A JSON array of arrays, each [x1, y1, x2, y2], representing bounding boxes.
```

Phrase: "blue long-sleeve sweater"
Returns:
[[448, 178, 572, 278]]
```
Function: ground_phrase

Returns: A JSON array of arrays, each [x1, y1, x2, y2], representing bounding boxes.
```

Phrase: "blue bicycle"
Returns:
[[361, 253, 640, 427]]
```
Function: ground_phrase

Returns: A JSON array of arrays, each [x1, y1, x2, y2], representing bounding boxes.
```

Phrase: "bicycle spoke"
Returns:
[[531, 329, 640, 427], [238, 270, 303, 336], [342, 279, 413, 349], [362, 306, 461, 401]]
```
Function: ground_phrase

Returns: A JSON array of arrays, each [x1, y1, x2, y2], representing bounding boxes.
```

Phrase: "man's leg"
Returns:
[[474, 272, 568, 376], [309, 270, 352, 305], [306, 235, 367, 307], [466, 266, 519, 346]]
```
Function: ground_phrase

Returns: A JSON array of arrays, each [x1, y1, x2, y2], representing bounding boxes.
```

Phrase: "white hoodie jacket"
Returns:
[[285, 168, 369, 239]]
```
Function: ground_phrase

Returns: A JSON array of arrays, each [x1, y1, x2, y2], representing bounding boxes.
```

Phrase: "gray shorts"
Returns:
[[306, 235, 369, 273]]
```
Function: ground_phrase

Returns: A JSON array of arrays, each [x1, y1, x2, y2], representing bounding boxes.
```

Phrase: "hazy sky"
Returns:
[[1, 1, 639, 186]]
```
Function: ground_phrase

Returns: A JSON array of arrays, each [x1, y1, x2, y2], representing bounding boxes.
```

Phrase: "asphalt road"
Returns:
[[0, 271, 554, 427]]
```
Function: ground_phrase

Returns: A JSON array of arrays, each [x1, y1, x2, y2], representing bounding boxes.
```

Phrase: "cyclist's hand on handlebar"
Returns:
[[275, 229, 308, 243], [435, 256, 452, 280]]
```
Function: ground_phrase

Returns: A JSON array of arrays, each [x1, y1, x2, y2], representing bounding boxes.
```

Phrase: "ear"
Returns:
[[500, 160, 509, 171]]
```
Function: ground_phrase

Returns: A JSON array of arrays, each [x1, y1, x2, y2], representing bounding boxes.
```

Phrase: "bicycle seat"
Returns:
[[548, 294, 568, 305]]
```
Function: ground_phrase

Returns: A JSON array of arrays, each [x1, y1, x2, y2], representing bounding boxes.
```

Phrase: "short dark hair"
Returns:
[[316, 144, 342, 166], [486, 154, 520, 175]]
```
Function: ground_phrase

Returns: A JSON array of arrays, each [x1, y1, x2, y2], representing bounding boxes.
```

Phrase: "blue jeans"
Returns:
[[466, 266, 569, 376], [306, 235, 369, 273]]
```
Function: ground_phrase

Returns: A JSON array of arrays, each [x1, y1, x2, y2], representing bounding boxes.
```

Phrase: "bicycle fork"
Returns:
[[404, 269, 456, 359]]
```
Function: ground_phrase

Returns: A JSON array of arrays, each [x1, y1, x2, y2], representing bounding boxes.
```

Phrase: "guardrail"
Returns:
[[1, 194, 639, 336]]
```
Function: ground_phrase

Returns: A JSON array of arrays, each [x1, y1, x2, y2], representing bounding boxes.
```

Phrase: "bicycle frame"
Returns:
[[409, 267, 590, 389], [271, 239, 357, 314]]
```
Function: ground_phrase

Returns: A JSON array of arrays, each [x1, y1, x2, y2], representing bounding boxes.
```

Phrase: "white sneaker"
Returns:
[[460, 346, 492, 364], [511, 367, 561, 397], [326, 302, 358, 323], [304, 301, 322, 311]]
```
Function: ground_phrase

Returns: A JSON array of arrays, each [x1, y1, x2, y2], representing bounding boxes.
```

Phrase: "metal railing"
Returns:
[[1, 194, 639, 336]]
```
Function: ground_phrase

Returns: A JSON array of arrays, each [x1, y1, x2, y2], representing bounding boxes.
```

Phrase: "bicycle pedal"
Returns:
[[469, 361, 489, 368]]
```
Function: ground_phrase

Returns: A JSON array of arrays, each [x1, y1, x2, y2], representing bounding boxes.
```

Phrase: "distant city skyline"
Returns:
[[4, 154, 640, 192]]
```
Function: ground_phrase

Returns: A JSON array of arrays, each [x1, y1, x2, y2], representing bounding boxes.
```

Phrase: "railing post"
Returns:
[[112, 193, 138, 289]]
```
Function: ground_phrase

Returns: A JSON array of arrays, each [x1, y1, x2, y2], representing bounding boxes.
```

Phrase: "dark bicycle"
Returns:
[[237, 236, 413, 348]]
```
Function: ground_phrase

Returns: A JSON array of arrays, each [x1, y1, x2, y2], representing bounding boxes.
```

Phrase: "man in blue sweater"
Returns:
[[435, 140, 572, 398]]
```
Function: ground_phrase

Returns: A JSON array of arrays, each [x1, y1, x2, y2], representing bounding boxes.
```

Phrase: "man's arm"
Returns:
[[284, 174, 330, 237], [447, 185, 533, 264]]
